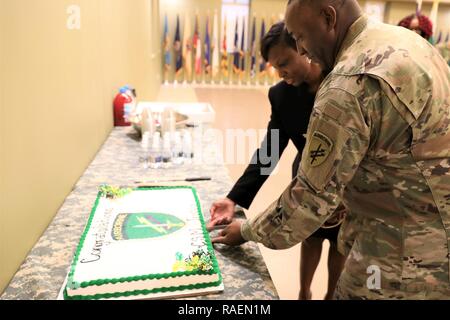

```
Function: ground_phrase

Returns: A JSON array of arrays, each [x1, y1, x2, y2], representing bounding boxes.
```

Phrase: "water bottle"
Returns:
[[172, 131, 183, 165], [140, 131, 150, 169], [161, 108, 176, 136], [142, 109, 155, 137], [149, 132, 162, 169], [162, 132, 172, 168], [182, 130, 194, 164]]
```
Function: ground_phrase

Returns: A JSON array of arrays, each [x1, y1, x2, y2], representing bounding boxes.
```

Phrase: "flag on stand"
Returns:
[[259, 18, 267, 73], [250, 16, 257, 78], [233, 18, 240, 73], [182, 13, 193, 81], [212, 11, 220, 78], [240, 16, 246, 73], [194, 14, 202, 76], [174, 15, 183, 76], [268, 15, 278, 83], [221, 16, 229, 78], [163, 14, 171, 80], [204, 15, 212, 75]]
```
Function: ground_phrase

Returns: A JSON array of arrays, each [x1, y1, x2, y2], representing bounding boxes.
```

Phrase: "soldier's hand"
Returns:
[[211, 220, 246, 246], [207, 198, 236, 231]]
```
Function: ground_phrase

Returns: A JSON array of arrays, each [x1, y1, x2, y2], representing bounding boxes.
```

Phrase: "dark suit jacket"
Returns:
[[227, 81, 316, 209]]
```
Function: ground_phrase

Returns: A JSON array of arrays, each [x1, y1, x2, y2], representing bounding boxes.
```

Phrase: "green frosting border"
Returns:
[[64, 186, 222, 300]]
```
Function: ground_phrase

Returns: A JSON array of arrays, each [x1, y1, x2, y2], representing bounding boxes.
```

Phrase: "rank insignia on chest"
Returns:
[[308, 131, 334, 167]]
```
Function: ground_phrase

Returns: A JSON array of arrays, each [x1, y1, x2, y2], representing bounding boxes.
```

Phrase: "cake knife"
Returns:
[[133, 177, 212, 184]]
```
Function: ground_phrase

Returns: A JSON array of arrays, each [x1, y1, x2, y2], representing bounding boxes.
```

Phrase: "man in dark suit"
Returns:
[[207, 22, 347, 300]]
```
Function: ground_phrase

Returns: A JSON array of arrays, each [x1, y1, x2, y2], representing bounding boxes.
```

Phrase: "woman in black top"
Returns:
[[207, 22, 346, 300]]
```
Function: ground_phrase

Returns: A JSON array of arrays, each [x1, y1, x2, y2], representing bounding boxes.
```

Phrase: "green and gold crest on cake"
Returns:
[[112, 212, 186, 240]]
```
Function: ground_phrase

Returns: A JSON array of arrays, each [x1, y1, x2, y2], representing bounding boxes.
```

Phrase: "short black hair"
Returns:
[[260, 21, 297, 62]]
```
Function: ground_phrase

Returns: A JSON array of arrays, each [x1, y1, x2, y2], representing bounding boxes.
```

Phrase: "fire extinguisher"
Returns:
[[113, 86, 133, 126]]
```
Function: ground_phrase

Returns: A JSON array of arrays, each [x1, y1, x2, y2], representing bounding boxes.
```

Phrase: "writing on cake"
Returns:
[[80, 207, 113, 264], [186, 214, 206, 249]]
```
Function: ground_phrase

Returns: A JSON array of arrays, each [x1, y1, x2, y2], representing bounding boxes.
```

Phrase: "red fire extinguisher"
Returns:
[[113, 86, 133, 126]]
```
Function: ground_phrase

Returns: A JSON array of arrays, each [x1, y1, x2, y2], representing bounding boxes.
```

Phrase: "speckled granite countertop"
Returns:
[[1, 127, 278, 300]]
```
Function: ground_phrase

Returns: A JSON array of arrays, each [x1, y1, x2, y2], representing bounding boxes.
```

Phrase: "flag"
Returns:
[[269, 15, 278, 82], [233, 17, 240, 73], [182, 13, 192, 81], [194, 14, 202, 76], [212, 11, 220, 78], [221, 15, 229, 78], [204, 15, 211, 75], [163, 14, 171, 78], [174, 15, 183, 75], [250, 16, 257, 77], [259, 18, 267, 73], [240, 16, 246, 72]]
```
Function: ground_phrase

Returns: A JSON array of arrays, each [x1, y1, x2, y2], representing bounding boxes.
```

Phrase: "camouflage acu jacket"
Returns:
[[241, 15, 450, 299]]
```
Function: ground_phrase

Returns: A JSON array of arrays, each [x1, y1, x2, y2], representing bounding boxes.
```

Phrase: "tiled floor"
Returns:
[[157, 84, 331, 300]]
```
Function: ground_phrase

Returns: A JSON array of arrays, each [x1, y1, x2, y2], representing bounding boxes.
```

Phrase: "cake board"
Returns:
[[57, 270, 224, 300]]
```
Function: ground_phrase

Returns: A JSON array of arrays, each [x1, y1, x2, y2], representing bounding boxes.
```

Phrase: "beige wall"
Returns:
[[250, 0, 285, 20], [0, 0, 161, 293], [0, 1, 4, 295]]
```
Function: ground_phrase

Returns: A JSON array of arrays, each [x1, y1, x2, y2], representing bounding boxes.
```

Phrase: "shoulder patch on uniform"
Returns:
[[308, 131, 334, 167]]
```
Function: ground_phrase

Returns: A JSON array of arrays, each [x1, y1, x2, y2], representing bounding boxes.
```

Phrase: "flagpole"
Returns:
[[259, 16, 267, 86], [220, 13, 229, 86], [240, 16, 246, 86], [212, 10, 220, 85], [250, 14, 256, 86], [163, 13, 171, 85], [182, 13, 192, 85], [203, 12, 210, 86]]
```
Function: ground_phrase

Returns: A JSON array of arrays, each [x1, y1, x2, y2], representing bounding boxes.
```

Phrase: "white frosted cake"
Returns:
[[64, 186, 222, 300]]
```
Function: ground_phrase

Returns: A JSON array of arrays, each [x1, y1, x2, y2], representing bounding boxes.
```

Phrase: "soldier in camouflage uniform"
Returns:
[[212, 0, 450, 299]]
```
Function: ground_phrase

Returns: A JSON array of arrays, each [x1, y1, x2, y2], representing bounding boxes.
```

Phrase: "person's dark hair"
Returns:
[[260, 21, 297, 61]]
